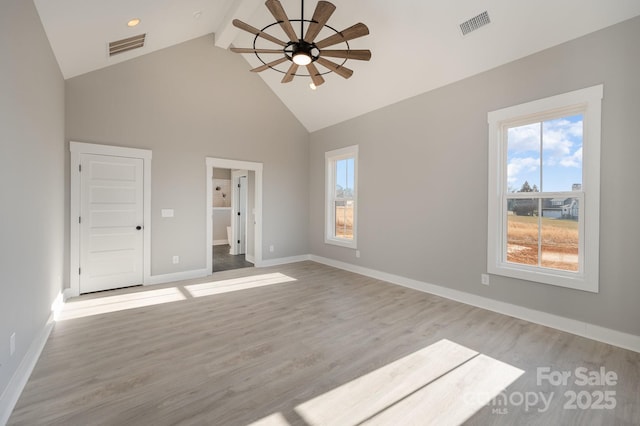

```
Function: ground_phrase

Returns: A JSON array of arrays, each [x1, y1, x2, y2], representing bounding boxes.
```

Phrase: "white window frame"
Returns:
[[325, 145, 358, 249], [487, 85, 602, 292]]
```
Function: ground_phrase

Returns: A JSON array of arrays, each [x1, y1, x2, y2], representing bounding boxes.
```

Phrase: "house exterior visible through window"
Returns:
[[325, 145, 358, 249], [487, 85, 602, 292]]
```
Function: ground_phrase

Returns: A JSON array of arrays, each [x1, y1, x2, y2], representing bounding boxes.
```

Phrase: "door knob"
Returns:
[[136, 226, 142, 230]]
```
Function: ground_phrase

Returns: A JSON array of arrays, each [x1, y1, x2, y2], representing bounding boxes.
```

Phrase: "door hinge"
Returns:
[[238, 183, 241, 188], [237, 240, 240, 244], [79, 216, 81, 224], [79, 164, 82, 172], [78, 267, 81, 275]]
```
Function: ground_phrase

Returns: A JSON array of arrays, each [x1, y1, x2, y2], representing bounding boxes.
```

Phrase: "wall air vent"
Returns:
[[460, 11, 491, 36], [109, 34, 146, 56]]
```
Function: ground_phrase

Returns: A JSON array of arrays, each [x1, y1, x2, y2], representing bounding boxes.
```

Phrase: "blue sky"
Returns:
[[336, 158, 355, 194], [507, 114, 583, 192]]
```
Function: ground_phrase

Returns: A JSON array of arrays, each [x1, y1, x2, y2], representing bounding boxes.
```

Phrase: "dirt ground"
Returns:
[[507, 215, 579, 271]]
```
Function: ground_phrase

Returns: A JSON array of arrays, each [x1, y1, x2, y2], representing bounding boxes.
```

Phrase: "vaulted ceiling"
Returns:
[[34, 0, 640, 132]]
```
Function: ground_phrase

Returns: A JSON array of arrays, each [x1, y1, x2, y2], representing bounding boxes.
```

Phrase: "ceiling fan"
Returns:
[[230, 0, 371, 88]]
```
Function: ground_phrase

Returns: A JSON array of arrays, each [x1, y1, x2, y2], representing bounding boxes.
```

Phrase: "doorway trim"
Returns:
[[70, 142, 152, 297], [206, 157, 263, 272]]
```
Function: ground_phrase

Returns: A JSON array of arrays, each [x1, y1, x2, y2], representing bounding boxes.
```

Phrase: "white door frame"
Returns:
[[206, 158, 263, 272], [70, 142, 152, 297]]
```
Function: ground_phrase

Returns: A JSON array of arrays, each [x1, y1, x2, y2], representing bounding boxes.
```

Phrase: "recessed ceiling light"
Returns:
[[127, 18, 141, 28], [309, 82, 317, 91]]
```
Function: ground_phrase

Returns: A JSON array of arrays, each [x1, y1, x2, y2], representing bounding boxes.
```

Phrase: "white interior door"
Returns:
[[231, 170, 248, 255], [237, 175, 247, 254], [79, 153, 144, 293]]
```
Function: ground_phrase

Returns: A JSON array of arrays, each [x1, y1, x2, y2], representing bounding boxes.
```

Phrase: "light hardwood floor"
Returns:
[[8, 261, 640, 425]]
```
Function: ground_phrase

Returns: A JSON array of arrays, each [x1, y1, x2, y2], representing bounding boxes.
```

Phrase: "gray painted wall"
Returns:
[[309, 16, 640, 336], [66, 35, 310, 276], [0, 0, 65, 397]]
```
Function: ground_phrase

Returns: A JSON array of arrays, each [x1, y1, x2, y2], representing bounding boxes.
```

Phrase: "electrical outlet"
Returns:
[[172, 255, 179, 264], [481, 274, 490, 286], [356, 250, 361, 258], [269, 245, 274, 253], [10, 332, 15, 356]]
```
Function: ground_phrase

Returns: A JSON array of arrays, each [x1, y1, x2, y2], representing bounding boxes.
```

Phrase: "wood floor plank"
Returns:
[[7, 261, 640, 425]]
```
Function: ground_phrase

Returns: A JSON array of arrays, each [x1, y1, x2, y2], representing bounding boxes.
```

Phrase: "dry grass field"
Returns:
[[507, 215, 579, 271], [335, 205, 354, 239]]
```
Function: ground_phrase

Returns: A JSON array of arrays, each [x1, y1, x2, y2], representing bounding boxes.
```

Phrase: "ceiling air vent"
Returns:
[[109, 33, 146, 56], [460, 11, 491, 36]]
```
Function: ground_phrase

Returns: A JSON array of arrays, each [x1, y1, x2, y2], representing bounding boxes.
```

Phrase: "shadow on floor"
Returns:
[[213, 244, 253, 273]]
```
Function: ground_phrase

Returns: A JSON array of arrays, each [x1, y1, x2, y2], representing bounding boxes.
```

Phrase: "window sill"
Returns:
[[488, 262, 598, 293], [324, 237, 357, 250]]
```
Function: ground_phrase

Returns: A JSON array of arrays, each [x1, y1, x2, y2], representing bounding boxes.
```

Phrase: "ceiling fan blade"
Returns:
[[251, 56, 289, 72], [320, 49, 371, 61], [282, 63, 299, 83], [265, 0, 299, 42], [230, 47, 284, 54], [304, 1, 336, 43], [233, 19, 287, 47], [306, 62, 325, 86], [316, 57, 353, 79], [315, 23, 370, 49]]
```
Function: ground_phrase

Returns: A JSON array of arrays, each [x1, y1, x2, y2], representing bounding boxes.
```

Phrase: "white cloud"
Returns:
[[560, 146, 582, 168], [543, 118, 583, 168], [507, 123, 540, 152], [507, 156, 539, 185], [508, 117, 582, 169]]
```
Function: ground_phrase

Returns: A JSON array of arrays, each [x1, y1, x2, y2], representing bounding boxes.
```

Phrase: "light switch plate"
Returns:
[[161, 209, 174, 218]]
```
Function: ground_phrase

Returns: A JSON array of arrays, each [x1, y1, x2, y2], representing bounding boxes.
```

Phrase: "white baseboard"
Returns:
[[64, 269, 212, 298], [145, 268, 210, 285], [309, 255, 640, 353], [62, 288, 74, 302], [257, 254, 311, 268], [246, 254, 255, 264], [213, 240, 229, 246], [0, 313, 55, 426]]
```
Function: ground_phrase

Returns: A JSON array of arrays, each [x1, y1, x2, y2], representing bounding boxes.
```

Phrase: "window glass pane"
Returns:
[[335, 159, 346, 197], [335, 199, 354, 240], [345, 158, 355, 195], [335, 158, 355, 198], [507, 123, 540, 193], [541, 197, 579, 271], [542, 114, 583, 192], [507, 198, 539, 266]]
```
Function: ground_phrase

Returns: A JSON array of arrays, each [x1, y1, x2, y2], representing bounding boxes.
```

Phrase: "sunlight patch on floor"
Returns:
[[294, 339, 524, 425], [184, 273, 297, 298], [57, 287, 186, 321], [246, 412, 290, 426]]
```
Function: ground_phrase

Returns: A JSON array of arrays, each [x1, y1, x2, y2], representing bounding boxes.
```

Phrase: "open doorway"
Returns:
[[211, 168, 252, 272], [206, 158, 263, 274]]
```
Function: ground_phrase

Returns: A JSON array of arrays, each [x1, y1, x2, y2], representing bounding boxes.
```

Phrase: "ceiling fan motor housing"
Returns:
[[291, 39, 317, 64]]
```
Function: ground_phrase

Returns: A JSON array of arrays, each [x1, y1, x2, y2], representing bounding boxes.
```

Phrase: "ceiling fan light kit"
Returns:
[[231, 0, 371, 87]]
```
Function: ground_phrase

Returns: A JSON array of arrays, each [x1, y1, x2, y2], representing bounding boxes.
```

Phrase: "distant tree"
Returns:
[[518, 181, 538, 192], [336, 184, 354, 198]]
